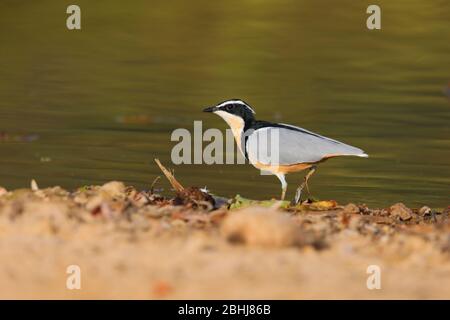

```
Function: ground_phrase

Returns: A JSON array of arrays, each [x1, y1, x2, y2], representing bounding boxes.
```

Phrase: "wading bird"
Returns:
[[203, 99, 368, 204]]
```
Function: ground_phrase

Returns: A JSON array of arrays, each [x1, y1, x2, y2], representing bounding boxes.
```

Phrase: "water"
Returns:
[[0, 0, 449, 207]]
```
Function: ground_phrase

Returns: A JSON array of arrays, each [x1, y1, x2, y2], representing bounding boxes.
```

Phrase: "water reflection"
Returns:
[[0, 0, 448, 207]]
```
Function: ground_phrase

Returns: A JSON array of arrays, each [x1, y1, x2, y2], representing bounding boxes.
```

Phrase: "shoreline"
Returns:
[[0, 180, 449, 299]]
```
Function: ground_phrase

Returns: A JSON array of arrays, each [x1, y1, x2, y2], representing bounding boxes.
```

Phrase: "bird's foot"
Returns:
[[291, 184, 304, 206], [281, 188, 286, 201]]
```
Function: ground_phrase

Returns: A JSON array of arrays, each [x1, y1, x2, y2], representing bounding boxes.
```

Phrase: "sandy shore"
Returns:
[[0, 181, 449, 299]]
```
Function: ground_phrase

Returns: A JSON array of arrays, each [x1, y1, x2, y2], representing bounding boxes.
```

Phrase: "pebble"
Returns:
[[100, 181, 125, 198], [418, 206, 432, 216], [343, 203, 360, 215], [30, 179, 39, 191], [390, 203, 413, 221]]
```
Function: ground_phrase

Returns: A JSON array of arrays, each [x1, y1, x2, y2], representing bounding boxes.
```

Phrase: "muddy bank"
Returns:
[[0, 180, 449, 299]]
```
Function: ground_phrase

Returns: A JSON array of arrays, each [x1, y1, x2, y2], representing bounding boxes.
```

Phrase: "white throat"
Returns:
[[214, 110, 245, 154]]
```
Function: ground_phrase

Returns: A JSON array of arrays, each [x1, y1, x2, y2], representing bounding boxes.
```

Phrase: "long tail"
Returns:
[[356, 153, 369, 158], [323, 149, 369, 160]]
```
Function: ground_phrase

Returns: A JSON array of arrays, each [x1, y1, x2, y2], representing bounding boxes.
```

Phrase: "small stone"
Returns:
[[30, 179, 39, 191], [343, 203, 360, 215], [418, 206, 432, 216], [100, 181, 125, 198], [0, 187, 7, 197], [389, 203, 412, 221]]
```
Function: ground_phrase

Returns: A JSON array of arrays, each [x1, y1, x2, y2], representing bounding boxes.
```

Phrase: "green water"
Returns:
[[0, 0, 449, 207]]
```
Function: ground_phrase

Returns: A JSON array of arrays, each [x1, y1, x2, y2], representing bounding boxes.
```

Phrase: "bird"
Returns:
[[203, 99, 368, 204]]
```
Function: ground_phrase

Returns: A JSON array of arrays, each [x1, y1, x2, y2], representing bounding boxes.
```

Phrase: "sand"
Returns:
[[0, 181, 449, 299]]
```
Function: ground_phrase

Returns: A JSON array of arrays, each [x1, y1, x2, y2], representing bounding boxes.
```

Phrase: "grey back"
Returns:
[[245, 126, 365, 165]]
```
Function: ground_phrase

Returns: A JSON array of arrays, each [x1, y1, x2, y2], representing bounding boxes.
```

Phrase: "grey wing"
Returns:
[[246, 127, 367, 166]]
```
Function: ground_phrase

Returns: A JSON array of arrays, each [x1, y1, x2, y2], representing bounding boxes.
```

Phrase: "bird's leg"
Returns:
[[292, 184, 304, 206], [292, 166, 317, 205], [304, 166, 316, 197], [275, 173, 287, 201], [281, 185, 287, 201]]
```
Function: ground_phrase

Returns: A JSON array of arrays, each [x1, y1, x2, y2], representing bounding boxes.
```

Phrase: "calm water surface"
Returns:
[[0, 0, 449, 207]]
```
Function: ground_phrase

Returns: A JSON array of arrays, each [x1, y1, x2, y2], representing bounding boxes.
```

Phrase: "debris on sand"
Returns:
[[0, 163, 449, 299], [173, 187, 216, 210], [154, 159, 226, 210]]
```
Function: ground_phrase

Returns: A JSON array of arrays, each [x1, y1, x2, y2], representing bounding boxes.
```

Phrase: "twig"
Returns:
[[154, 159, 184, 192], [150, 176, 161, 194]]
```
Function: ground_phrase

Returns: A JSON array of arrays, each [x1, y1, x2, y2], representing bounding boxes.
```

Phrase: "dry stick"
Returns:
[[150, 176, 161, 194], [154, 159, 184, 192]]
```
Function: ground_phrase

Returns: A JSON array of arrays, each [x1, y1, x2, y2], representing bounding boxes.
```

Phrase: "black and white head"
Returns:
[[203, 99, 256, 125]]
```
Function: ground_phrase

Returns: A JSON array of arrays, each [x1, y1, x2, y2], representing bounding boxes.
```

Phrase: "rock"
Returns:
[[30, 179, 39, 191], [389, 203, 413, 221], [0, 187, 7, 197], [100, 181, 125, 198], [418, 206, 431, 216], [343, 203, 360, 215]]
